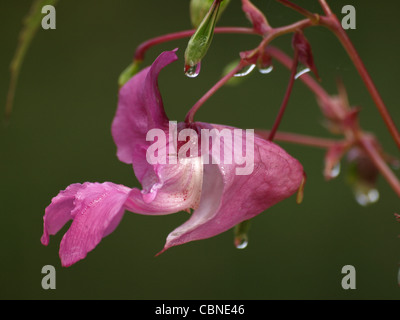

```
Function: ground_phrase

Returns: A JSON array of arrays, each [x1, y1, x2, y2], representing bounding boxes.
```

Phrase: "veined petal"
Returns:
[[42, 182, 131, 267], [160, 125, 304, 252]]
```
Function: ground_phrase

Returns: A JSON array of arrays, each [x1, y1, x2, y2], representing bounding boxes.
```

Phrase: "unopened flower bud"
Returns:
[[241, 0, 270, 35]]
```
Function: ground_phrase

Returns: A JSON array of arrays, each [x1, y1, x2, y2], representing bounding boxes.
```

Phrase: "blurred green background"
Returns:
[[0, 0, 399, 299]]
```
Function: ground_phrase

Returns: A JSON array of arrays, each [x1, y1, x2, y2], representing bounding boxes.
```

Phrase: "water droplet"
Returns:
[[330, 162, 341, 179], [234, 220, 251, 249], [234, 64, 256, 77], [235, 236, 248, 249], [185, 62, 201, 78], [258, 65, 274, 74], [355, 188, 379, 206], [294, 67, 311, 80]]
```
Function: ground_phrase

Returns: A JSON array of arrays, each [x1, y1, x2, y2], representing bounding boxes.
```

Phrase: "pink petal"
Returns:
[[42, 182, 131, 267], [111, 50, 178, 167], [42, 158, 203, 267], [112, 50, 184, 207], [159, 125, 304, 253], [125, 156, 204, 215], [41, 183, 83, 246]]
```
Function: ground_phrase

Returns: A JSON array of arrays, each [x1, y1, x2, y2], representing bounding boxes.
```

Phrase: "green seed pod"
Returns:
[[185, 0, 222, 76], [190, 0, 230, 28]]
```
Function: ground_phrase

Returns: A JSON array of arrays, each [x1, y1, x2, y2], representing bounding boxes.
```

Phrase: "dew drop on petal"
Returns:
[[355, 188, 379, 206], [234, 220, 251, 249], [258, 65, 274, 74], [235, 235, 248, 249], [294, 67, 311, 80], [234, 64, 256, 77], [185, 62, 201, 78]]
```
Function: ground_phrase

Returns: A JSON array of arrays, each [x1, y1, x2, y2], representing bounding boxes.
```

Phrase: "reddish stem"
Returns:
[[185, 61, 246, 124], [279, 0, 400, 148], [134, 27, 259, 61], [318, 0, 333, 16], [359, 137, 400, 197], [266, 46, 400, 197], [265, 46, 343, 119], [268, 51, 299, 140], [318, 15, 400, 148], [256, 130, 340, 149], [276, 0, 319, 22]]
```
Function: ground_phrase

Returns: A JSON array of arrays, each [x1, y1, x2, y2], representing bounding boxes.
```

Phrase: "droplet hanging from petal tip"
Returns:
[[233, 219, 251, 249], [234, 235, 248, 249]]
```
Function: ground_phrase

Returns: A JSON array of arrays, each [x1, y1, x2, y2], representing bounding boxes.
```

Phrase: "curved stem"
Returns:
[[266, 46, 347, 120], [282, 0, 399, 148], [134, 27, 259, 61], [318, 16, 400, 148], [256, 130, 340, 149], [268, 50, 298, 140], [257, 19, 313, 53], [318, 0, 334, 16], [266, 47, 400, 197], [276, 0, 319, 22], [359, 137, 400, 197], [185, 61, 246, 124]]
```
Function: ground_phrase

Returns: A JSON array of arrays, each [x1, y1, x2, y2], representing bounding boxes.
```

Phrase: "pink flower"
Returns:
[[41, 50, 304, 267]]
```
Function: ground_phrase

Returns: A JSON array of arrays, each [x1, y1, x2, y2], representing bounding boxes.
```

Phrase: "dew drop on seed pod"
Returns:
[[185, 62, 201, 78], [294, 67, 311, 80], [234, 64, 256, 77], [258, 65, 274, 74], [354, 188, 379, 206], [234, 235, 248, 249]]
